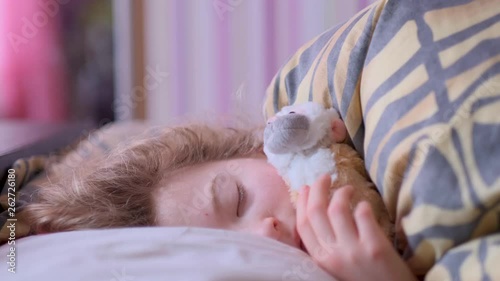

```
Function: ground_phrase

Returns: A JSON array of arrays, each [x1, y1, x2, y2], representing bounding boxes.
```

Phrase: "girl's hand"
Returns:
[[296, 175, 417, 281]]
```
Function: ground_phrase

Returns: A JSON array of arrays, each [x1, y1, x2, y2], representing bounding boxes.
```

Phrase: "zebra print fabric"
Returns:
[[263, 0, 500, 279]]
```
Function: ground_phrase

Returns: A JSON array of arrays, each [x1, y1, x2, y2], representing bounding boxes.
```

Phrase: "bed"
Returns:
[[0, 227, 335, 281], [1, 0, 499, 280], [0, 121, 336, 281]]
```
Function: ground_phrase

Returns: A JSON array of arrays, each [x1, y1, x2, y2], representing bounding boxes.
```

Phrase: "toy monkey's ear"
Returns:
[[331, 119, 347, 143]]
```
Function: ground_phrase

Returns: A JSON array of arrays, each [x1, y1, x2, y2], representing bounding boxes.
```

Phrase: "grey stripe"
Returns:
[[365, 76, 433, 173], [410, 143, 463, 209], [272, 71, 281, 114], [338, 8, 377, 156], [406, 222, 477, 255], [326, 10, 371, 111], [451, 128, 483, 207], [478, 239, 492, 281], [415, 15, 450, 108], [439, 250, 470, 281], [436, 13, 500, 51], [472, 121, 500, 186], [445, 38, 500, 76], [365, 0, 473, 64], [307, 35, 338, 102], [283, 27, 340, 105], [371, 64, 500, 186]]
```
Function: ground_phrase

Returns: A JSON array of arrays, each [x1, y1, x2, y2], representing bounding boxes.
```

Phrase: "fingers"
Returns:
[[307, 175, 336, 246], [355, 201, 385, 244], [328, 185, 358, 243], [296, 185, 321, 254]]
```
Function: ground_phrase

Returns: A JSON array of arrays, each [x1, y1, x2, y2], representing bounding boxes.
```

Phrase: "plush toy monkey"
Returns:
[[263, 102, 393, 239]]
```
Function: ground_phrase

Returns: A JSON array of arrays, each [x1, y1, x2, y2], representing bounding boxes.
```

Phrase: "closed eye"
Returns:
[[236, 183, 246, 217]]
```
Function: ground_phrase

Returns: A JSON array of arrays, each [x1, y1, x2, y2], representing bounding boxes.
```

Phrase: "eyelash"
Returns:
[[236, 183, 245, 217]]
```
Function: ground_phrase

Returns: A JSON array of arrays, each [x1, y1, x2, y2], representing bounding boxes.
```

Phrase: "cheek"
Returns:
[[262, 171, 290, 198], [245, 159, 290, 201]]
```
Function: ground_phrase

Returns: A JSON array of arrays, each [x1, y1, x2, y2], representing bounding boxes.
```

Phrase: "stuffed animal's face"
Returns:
[[264, 102, 345, 154]]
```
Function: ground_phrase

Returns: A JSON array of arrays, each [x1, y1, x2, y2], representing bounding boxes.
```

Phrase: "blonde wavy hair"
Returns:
[[23, 124, 264, 233]]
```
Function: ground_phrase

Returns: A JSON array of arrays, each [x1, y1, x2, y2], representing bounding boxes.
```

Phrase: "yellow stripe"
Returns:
[[474, 99, 500, 124], [485, 236, 500, 279], [424, 0, 500, 41], [425, 263, 451, 280], [367, 91, 437, 214], [263, 35, 321, 118], [445, 54, 500, 102], [296, 10, 363, 106], [311, 66, 333, 109], [403, 204, 481, 236], [439, 22, 500, 69], [263, 74, 278, 119], [277, 36, 321, 105], [361, 20, 421, 106], [344, 79, 363, 141], [364, 63, 429, 157], [461, 251, 483, 280], [333, 10, 371, 110]]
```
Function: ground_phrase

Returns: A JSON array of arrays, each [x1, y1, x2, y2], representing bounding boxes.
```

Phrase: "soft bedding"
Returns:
[[263, 0, 500, 279], [0, 227, 336, 281]]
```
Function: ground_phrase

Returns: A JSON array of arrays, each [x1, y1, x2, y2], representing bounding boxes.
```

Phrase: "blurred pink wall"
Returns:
[[144, 0, 377, 124], [0, 0, 376, 123], [0, 0, 67, 121], [0, 0, 68, 122]]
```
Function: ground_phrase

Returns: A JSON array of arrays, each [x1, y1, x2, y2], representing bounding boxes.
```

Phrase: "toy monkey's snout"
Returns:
[[266, 111, 297, 124], [264, 113, 310, 154]]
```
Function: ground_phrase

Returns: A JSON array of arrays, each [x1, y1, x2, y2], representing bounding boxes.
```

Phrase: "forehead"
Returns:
[[156, 158, 249, 197], [158, 162, 216, 194], [154, 162, 215, 225]]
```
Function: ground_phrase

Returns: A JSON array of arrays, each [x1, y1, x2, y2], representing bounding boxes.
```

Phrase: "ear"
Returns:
[[331, 119, 347, 143]]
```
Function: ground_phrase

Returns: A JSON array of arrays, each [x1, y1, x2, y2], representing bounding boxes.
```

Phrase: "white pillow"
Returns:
[[0, 227, 337, 281]]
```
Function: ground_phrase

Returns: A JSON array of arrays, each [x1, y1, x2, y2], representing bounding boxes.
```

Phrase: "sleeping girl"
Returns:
[[22, 123, 418, 281]]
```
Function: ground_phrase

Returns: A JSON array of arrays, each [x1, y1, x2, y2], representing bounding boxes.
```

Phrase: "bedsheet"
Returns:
[[0, 227, 336, 281]]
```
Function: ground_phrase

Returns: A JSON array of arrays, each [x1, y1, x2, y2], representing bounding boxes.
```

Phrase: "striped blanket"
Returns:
[[263, 0, 500, 279]]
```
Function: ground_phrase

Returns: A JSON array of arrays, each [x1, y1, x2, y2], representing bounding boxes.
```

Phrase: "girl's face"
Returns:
[[154, 156, 301, 249]]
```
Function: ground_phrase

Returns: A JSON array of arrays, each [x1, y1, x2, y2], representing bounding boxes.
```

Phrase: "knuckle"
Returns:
[[334, 187, 348, 198], [328, 201, 346, 216], [325, 255, 344, 272], [366, 243, 386, 260], [359, 208, 372, 220]]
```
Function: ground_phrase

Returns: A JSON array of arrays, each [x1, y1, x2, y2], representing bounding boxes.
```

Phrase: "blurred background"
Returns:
[[0, 0, 375, 127]]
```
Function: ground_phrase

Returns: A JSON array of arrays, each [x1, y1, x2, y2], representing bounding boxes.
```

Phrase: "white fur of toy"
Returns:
[[264, 102, 341, 191], [269, 148, 338, 191]]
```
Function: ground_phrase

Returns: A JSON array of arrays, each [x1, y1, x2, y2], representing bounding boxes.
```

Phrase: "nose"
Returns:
[[255, 217, 280, 240]]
